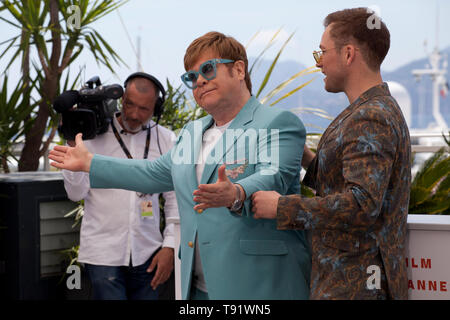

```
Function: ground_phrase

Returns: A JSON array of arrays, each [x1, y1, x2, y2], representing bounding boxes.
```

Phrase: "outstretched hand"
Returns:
[[49, 133, 93, 172], [193, 164, 240, 212]]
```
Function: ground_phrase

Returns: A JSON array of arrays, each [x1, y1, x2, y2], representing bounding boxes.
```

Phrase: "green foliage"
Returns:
[[60, 245, 80, 268], [409, 132, 450, 215], [0, 75, 38, 173], [61, 200, 83, 276], [0, 0, 128, 75], [300, 183, 315, 198], [0, 0, 128, 171], [56, 0, 129, 72], [64, 199, 84, 228]]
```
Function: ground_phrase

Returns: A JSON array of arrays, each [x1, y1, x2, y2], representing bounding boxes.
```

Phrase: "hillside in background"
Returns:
[[249, 46, 450, 133]]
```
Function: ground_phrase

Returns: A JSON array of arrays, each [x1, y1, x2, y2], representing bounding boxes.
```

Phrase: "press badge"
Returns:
[[140, 200, 154, 218]]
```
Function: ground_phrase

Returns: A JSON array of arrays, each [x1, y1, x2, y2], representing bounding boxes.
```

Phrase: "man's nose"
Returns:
[[195, 73, 207, 88], [127, 106, 139, 118]]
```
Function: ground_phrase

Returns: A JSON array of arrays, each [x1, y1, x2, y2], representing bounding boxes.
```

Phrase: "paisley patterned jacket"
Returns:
[[277, 83, 411, 300]]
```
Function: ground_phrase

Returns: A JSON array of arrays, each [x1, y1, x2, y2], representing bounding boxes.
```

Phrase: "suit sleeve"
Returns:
[[238, 111, 306, 217], [89, 145, 175, 194], [276, 106, 398, 231]]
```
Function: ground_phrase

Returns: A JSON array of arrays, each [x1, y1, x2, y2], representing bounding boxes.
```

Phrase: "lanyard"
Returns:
[[110, 120, 151, 160]]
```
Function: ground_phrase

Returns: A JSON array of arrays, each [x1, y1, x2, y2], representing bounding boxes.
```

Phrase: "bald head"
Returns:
[[126, 77, 159, 96]]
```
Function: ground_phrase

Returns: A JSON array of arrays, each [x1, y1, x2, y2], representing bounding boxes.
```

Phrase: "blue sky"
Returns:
[[1, 0, 450, 89]]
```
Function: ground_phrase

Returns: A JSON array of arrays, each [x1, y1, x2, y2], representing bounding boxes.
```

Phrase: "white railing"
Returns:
[[410, 130, 449, 153], [412, 145, 448, 153]]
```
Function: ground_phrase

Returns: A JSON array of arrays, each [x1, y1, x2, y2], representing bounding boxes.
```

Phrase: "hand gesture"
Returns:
[[193, 164, 240, 212], [49, 133, 93, 172]]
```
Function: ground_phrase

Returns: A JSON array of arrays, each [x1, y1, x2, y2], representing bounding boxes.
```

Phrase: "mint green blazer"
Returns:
[[90, 97, 311, 299]]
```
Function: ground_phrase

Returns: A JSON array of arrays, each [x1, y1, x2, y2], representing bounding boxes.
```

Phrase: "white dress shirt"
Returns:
[[62, 114, 179, 267], [193, 120, 232, 292]]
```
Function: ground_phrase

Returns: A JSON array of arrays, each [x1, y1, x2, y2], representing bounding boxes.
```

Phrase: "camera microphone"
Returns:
[[53, 90, 80, 113]]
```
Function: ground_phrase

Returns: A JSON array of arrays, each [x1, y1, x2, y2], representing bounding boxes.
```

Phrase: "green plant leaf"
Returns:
[[260, 67, 320, 105], [409, 186, 430, 206], [409, 193, 450, 215], [437, 175, 450, 194], [249, 28, 282, 77], [269, 77, 317, 106], [255, 31, 295, 98], [414, 153, 449, 192], [301, 184, 315, 198]]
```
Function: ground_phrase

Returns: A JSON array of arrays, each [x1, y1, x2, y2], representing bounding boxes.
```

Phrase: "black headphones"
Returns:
[[123, 72, 166, 123]]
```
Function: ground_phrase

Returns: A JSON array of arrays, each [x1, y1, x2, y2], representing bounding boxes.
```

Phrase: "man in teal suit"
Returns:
[[50, 31, 311, 300]]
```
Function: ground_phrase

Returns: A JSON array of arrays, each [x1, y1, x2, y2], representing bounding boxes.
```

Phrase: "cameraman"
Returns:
[[61, 73, 179, 300]]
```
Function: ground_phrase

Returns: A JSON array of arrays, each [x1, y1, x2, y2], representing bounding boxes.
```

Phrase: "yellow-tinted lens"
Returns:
[[313, 51, 321, 63]]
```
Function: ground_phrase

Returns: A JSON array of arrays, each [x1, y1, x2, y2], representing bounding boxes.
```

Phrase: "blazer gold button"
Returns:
[[197, 209, 203, 214], [188, 241, 194, 248]]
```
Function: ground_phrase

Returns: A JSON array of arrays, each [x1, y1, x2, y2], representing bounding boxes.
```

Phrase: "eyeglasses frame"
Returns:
[[181, 58, 235, 89]]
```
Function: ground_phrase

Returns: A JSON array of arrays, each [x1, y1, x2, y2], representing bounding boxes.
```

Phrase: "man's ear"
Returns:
[[345, 45, 357, 66], [233, 60, 246, 80]]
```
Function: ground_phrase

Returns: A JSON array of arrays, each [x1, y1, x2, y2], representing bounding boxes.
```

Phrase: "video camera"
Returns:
[[53, 76, 123, 140]]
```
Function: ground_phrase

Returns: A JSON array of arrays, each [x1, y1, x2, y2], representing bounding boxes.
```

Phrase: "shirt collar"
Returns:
[[351, 82, 391, 108]]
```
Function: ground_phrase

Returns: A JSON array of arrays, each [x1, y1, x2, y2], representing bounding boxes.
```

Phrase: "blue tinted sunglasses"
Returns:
[[181, 59, 234, 89]]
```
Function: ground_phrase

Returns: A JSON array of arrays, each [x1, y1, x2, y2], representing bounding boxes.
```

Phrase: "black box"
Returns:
[[0, 172, 79, 299]]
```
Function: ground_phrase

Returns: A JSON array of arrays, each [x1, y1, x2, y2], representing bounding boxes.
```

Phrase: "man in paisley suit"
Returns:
[[252, 8, 411, 300], [49, 31, 311, 300]]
